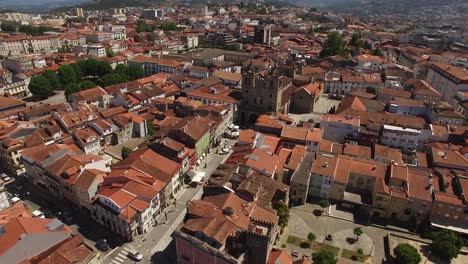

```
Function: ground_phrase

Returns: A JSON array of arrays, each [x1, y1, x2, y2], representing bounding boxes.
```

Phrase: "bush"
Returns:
[[308, 232, 316, 242], [281, 244, 286, 248], [300, 241, 311, 248], [429, 230, 463, 260], [357, 248, 363, 255]]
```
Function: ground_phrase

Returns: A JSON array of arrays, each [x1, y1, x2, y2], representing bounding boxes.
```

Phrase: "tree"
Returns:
[[96, 61, 112, 77], [393, 243, 421, 264], [353, 227, 363, 241], [114, 64, 128, 76], [80, 80, 97, 90], [146, 119, 156, 137], [319, 199, 330, 212], [121, 146, 132, 160], [312, 249, 338, 264], [320, 32, 346, 58], [29, 75, 53, 99], [429, 230, 463, 260], [84, 58, 98, 76], [65, 83, 80, 100], [127, 64, 145, 80], [71, 64, 83, 82], [58, 65, 76, 86], [357, 248, 364, 256], [273, 200, 289, 233], [106, 48, 114, 57], [365, 86, 377, 94], [307, 232, 316, 242], [0, 23, 17, 32], [372, 47, 383, 57], [161, 21, 183, 32], [41, 70, 61, 90], [349, 33, 365, 48], [97, 73, 128, 87]]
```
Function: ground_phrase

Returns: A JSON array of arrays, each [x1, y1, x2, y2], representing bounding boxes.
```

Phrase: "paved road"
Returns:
[[102, 153, 227, 264]]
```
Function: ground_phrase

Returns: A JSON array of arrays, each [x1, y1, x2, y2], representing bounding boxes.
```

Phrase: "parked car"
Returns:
[[11, 197, 21, 204], [219, 148, 230, 155], [32, 210, 45, 218], [1, 173, 10, 182], [127, 249, 143, 261], [96, 239, 110, 251], [63, 211, 73, 221]]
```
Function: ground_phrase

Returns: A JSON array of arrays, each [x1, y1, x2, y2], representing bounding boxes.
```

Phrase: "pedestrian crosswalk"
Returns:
[[111, 246, 131, 264]]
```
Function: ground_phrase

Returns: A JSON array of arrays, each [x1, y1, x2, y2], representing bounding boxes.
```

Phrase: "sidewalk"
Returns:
[[133, 185, 203, 255]]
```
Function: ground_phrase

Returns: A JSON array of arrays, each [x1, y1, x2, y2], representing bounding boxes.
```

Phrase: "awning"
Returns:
[[431, 218, 468, 235]]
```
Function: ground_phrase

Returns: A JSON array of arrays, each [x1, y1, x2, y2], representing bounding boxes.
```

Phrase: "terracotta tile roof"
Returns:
[[187, 84, 239, 104], [34, 234, 93, 264], [0, 217, 73, 256], [342, 144, 371, 159], [431, 62, 468, 83], [213, 70, 241, 82], [407, 167, 433, 202], [130, 55, 184, 68], [336, 96, 366, 114], [284, 145, 306, 170], [267, 250, 293, 264], [69, 87, 107, 102], [114, 149, 181, 183], [0, 202, 31, 225], [226, 148, 280, 176], [0, 96, 26, 111], [434, 191, 464, 206], [430, 147, 468, 170], [183, 192, 278, 245], [238, 130, 257, 144]]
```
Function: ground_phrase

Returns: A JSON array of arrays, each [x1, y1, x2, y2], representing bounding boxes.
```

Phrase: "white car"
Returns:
[[32, 210, 45, 218], [127, 249, 143, 261], [11, 197, 21, 204], [1, 173, 9, 181], [220, 148, 230, 155]]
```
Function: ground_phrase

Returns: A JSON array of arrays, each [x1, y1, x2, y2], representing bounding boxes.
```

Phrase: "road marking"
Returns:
[[117, 253, 126, 258], [115, 256, 125, 262], [112, 260, 121, 264]]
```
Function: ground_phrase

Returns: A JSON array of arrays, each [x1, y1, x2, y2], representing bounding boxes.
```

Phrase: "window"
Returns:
[[438, 204, 444, 208]]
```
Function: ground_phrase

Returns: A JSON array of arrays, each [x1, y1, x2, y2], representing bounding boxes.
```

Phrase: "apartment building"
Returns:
[[426, 62, 468, 103]]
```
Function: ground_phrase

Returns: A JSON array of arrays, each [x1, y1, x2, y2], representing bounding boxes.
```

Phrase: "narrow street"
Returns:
[[102, 152, 226, 264]]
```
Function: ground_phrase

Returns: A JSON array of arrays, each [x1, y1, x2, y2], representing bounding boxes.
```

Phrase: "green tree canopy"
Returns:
[[96, 61, 113, 76], [393, 243, 421, 264], [161, 21, 183, 32], [114, 64, 128, 76], [98, 73, 128, 87], [58, 64, 76, 85], [429, 230, 463, 260], [319, 32, 347, 58], [127, 64, 145, 80], [71, 64, 83, 82], [80, 80, 97, 90], [307, 232, 316, 242], [319, 199, 330, 212], [353, 227, 363, 241], [273, 200, 289, 233], [349, 33, 365, 48], [65, 83, 80, 100], [312, 249, 338, 264], [122, 146, 132, 160], [106, 48, 114, 57], [84, 58, 98, 76], [29, 75, 53, 99], [41, 70, 61, 91], [1, 23, 17, 32]]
